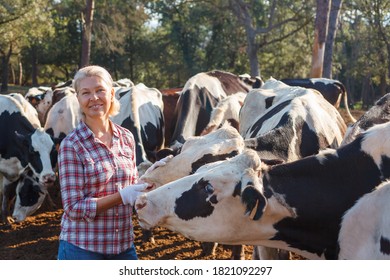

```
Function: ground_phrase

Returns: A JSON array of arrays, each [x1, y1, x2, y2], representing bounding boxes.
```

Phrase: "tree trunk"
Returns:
[[361, 74, 373, 109], [80, 0, 94, 68], [229, 0, 260, 76], [379, 73, 387, 97], [31, 45, 39, 87], [0, 44, 12, 93], [323, 0, 342, 78], [246, 29, 260, 77], [18, 61, 23, 86], [11, 65, 15, 84], [310, 0, 330, 78]]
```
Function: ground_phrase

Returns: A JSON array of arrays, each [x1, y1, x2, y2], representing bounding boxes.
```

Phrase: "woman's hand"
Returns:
[[119, 183, 151, 205]]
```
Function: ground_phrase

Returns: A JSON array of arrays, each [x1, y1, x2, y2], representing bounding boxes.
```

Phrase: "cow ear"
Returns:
[[240, 168, 267, 221]]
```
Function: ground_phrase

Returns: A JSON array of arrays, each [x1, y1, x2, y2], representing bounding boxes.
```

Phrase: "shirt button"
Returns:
[[115, 229, 119, 232]]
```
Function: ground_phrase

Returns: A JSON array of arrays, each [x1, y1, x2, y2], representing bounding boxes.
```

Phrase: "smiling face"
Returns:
[[77, 76, 114, 122]]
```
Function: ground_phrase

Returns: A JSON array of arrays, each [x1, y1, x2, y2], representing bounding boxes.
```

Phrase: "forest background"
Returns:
[[1, 0, 389, 109]]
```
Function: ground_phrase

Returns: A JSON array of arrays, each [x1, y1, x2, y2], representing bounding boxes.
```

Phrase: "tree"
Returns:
[[0, 0, 54, 92], [80, 0, 94, 67], [310, 0, 330, 78], [323, 0, 343, 78], [229, 0, 313, 77]]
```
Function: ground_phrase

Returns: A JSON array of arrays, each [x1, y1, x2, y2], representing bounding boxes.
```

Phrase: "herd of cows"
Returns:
[[1, 69, 390, 260]]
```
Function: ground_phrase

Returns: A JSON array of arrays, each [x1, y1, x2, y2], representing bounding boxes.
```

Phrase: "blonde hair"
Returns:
[[73, 65, 120, 117]]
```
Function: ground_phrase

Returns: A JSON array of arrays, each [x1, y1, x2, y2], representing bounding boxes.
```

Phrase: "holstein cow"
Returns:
[[281, 77, 356, 123], [338, 180, 390, 259], [168, 70, 257, 152], [240, 78, 346, 164], [136, 121, 390, 259], [111, 83, 165, 170], [237, 79, 346, 258], [342, 92, 390, 146], [140, 125, 247, 259], [0, 95, 57, 223]]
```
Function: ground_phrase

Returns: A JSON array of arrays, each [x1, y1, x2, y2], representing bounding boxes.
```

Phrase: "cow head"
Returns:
[[12, 169, 47, 222], [140, 125, 245, 188], [15, 128, 57, 187], [135, 149, 272, 244], [200, 92, 246, 136]]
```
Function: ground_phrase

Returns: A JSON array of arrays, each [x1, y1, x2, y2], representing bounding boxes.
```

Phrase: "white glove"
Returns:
[[144, 155, 173, 176], [119, 183, 150, 206]]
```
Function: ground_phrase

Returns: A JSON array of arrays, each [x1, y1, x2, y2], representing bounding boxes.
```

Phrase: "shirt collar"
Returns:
[[77, 121, 94, 140], [77, 120, 119, 141]]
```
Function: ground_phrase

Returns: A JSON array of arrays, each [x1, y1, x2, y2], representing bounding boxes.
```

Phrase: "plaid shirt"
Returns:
[[58, 121, 138, 255]]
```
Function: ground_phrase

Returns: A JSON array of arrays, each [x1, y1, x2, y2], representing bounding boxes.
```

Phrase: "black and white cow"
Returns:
[[168, 70, 254, 151], [239, 78, 346, 259], [136, 121, 390, 259], [111, 83, 165, 168], [281, 77, 356, 123], [342, 92, 390, 146], [0, 95, 57, 223], [240, 78, 347, 163]]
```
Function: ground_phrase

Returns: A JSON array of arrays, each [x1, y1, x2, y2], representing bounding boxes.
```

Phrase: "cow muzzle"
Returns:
[[40, 173, 56, 187], [135, 194, 147, 211], [135, 194, 161, 230]]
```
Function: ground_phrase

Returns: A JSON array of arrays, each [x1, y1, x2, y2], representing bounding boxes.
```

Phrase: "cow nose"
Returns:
[[42, 173, 56, 186], [135, 194, 147, 211], [12, 213, 25, 223]]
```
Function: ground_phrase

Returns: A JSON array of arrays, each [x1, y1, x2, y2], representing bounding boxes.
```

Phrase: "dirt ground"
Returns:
[[0, 109, 365, 260]]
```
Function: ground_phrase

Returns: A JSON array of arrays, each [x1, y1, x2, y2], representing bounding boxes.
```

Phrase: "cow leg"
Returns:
[[1, 178, 17, 224], [252, 246, 290, 260], [230, 245, 246, 260], [201, 242, 218, 258], [141, 228, 155, 244]]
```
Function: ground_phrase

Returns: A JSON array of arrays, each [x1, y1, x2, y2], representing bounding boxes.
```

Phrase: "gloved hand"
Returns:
[[119, 183, 150, 206], [144, 155, 173, 176]]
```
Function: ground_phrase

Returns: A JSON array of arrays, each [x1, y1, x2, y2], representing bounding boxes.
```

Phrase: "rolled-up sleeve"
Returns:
[[58, 138, 97, 221]]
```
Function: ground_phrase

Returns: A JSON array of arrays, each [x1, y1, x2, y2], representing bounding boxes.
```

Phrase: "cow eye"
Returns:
[[204, 183, 214, 194]]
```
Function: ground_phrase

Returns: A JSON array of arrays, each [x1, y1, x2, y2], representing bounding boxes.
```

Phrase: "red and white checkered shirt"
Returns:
[[58, 121, 138, 254]]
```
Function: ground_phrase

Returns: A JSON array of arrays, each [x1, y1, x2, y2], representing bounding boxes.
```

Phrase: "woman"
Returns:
[[57, 65, 165, 260]]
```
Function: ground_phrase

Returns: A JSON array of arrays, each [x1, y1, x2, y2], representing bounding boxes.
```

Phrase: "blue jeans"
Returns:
[[57, 240, 138, 260]]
